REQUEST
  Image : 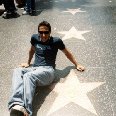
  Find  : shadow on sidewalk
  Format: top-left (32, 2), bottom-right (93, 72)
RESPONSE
top-left (32, 66), bottom-right (75, 116)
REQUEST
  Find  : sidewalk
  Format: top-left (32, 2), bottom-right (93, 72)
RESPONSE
top-left (0, 0), bottom-right (116, 116)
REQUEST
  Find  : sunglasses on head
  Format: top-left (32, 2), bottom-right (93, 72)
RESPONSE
top-left (38, 31), bottom-right (49, 34)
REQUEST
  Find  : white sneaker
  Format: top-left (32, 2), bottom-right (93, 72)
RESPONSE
top-left (12, 105), bottom-right (29, 116)
top-left (21, 8), bottom-right (24, 10)
top-left (22, 11), bottom-right (30, 15)
top-left (3, 11), bottom-right (7, 15)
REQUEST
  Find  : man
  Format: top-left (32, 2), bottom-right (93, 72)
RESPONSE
top-left (2, 0), bottom-right (19, 19)
top-left (8, 21), bottom-right (85, 116)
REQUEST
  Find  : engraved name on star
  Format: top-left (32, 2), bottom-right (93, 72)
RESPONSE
top-left (47, 69), bottom-right (105, 116)
top-left (62, 8), bottom-right (86, 15)
top-left (58, 26), bottom-right (91, 41)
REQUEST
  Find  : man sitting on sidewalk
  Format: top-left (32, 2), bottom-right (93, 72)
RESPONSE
top-left (8, 21), bottom-right (85, 116)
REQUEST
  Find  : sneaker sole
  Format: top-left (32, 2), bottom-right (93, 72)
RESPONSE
top-left (10, 109), bottom-right (24, 116)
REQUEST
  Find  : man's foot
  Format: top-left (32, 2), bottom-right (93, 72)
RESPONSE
top-left (22, 11), bottom-right (31, 15)
top-left (10, 109), bottom-right (24, 116)
top-left (2, 11), bottom-right (19, 19)
top-left (10, 105), bottom-right (29, 116)
top-left (22, 10), bottom-right (37, 16)
top-left (30, 10), bottom-right (37, 16)
top-left (21, 8), bottom-right (24, 10)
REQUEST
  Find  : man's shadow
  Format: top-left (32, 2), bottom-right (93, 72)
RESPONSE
top-left (32, 66), bottom-right (75, 116)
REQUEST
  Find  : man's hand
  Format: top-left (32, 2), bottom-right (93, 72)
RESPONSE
top-left (19, 63), bottom-right (30, 68)
top-left (76, 64), bottom-right (85, 72)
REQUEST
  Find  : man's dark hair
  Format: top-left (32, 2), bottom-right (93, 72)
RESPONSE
top-left (38, 21), bottom-right (51, 32)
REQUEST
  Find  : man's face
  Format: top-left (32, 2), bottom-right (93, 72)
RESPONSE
top-left (38, 26), bottom-right (51, 42)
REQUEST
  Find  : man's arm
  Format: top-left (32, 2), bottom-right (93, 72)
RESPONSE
top-left (61, 48), bottom-right (85, 71)
top-left (20, 45), bottom-right (35, 67)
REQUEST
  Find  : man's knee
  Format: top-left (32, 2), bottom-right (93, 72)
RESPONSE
top-left (13, 67), bottom-right (24, 72)
top-left (23, 72), bottom-right (35, 82)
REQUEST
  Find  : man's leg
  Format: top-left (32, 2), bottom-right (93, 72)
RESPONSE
top-left (9, 0), bottom-right (17, 12)
top-left (8, 67), bottom-right (34, 116)
top-left (3, 0), bottom-right (16, 12)
top-left (31, 0), bottom-right (35, 11)
top-left (23, 66), bottom-right (55, 116)
top-left (30, 0), bottom-right (36, 16)
top-left (22, 0), bottom-right (31, 15)
top-left (8, 67), bottom-right (25, 109)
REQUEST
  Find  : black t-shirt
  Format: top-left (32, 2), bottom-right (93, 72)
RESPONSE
top-left (31, 34), bottom-right (65, 68)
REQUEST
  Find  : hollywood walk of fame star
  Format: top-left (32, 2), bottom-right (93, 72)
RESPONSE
top-left (47, 69), bottom-right (105, 116)
top-left (58, 26), bottom-right (91, 41)
top-left (62, 8), bottom-right (86, 15)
